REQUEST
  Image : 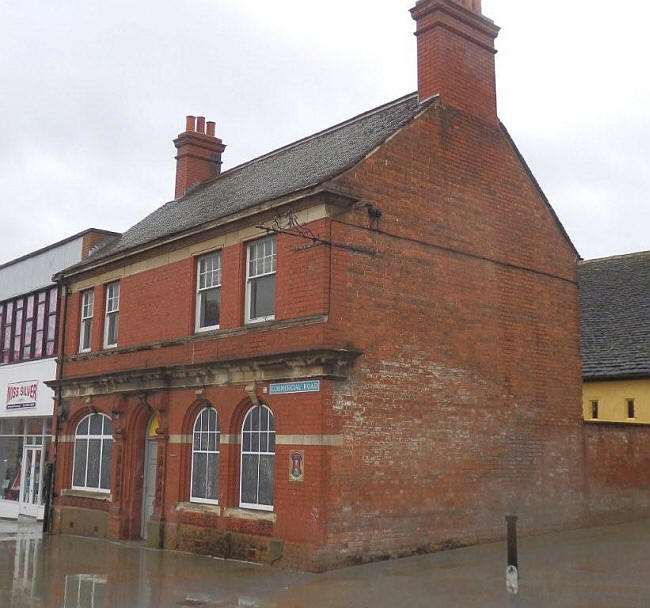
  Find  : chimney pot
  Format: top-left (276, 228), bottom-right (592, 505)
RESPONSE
top-left (174, 116), bottom-right (226, 198)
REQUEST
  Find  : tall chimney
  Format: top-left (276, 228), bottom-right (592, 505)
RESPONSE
top-left (173, 115), bottom-right (226, 199)
top-left (411, 0), bottom-right (500, 124)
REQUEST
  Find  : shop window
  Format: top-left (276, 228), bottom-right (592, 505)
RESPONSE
top-left (0, 418), bottom-right (51, 504)
top-left (72, 414), bottom-right (113, 492)
top-left (22, 295), bottom-right (34, 360)
top-left (103, 282), bottom-right (120, 349)
top-left (34, 292), bottom-right (46, 358)
top-left (245, 237), bottom-right (276, 324)
top-left (45, 288), bottom-right (58, 356)
top-left (0, 434), bottom-right (23, 502)
top-left (195, 252), bottom-right (221, 332)
top-left (1, 301), bottom-right (12, 364)
top-left (0, 286), bottom-right (58, 365)
top-left (13, 299), bottom-right (23, 361)
top-left (190, 408), bottom-right (220, 503)
top-left (79, 290), bottom-right (94, 352)
top-left (240, 404), bottom-right (275, 511)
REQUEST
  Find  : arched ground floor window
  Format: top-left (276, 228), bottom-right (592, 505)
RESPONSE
top-left (72, 413), bottom-right (113, 492)
top-left (240, 404), bottom-right (275, 510)
top-left (191, 407), bottom-right (220, 503)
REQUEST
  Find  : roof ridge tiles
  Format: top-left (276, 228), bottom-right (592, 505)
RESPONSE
top-left (580, 250), bottom-right (650, 265)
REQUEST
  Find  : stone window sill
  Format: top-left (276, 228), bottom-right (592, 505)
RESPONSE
top-left (223, 507), bottom-right (276, 523)
top-left (61, 489), bottom-right (112, 502)
top-left (175, 503), bottom-right (276, 523)
top-left (176, 501), bottom-right (221, 516)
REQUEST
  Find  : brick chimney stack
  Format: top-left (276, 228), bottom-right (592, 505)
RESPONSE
top-left (173, 115), bottom-right (226, 199)
top-left (411, 0), bottom-right (500, 125)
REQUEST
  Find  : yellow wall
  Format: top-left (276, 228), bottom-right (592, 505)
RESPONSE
top-left (583, 379), bottom-right (650, 424)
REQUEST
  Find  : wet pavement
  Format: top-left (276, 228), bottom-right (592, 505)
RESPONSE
top-left (2, 518), bottom-right (650, 607)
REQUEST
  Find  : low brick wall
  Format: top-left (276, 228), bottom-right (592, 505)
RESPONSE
top-left (584, 422), bottom-right (650, 522)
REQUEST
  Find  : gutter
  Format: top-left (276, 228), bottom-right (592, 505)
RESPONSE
top-left (583, 372), bottom-right (650, 382)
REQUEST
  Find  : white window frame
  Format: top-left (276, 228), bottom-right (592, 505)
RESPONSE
top-left (239, 404), bottom-right (275, 511)
top-left (195, 252), bottom-right (222, 333)
top-left (190, 407), bottom-right (220, 505)
top-left (72, 413), bottom-right (113, 493)
top-left (103, 282), bottom-right (120, 349)
top-left (245, 236), bottom-right (276, 325)
top-left (79, 289), bottom-right (94, 353)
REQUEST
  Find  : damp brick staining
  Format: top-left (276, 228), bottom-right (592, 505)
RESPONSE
top-left (46, 0), bottom-right (649, 571)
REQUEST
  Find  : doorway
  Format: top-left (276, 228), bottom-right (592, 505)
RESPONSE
top-left (18, 444), bottom-right (43, 518)
top-left (140, 416), bottom-right (158, 539)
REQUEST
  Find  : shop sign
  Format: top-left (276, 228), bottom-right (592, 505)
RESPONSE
top-left (289, 450), bottom-right (305, 482)
top-left (6, 381), bottom-right (38, 410)
top-left (269, 380), bottom-right (320, 395)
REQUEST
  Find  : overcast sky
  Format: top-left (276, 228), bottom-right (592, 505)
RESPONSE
top-left (1, 0), bottom-right (648, 265)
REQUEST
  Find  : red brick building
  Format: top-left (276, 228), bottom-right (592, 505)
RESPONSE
top-left (49, 0), bottom-right (586, 570)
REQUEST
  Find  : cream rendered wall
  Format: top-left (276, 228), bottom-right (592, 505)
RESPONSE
top-left (0, 238), bottom-right (83, 301)
top-left (583, 379), bottom-right (650, 423)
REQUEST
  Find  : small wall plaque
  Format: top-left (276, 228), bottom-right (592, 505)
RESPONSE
top-left (289, 450), bottom-right (305, 482)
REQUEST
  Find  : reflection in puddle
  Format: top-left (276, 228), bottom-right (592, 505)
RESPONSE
top-left (0, 527), bottom-right (291, 608)
top-left (11, 535), bottom-right (40, 605)
top-left (63, 574), bottom-right (107, 608)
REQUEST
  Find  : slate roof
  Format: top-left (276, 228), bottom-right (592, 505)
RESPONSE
top-left (579, 251), bottom-right (650, 380)
top-left (63, 93), bottom-right (427, 275)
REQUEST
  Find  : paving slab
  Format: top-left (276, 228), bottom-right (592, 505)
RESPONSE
top-left (1, 518), bottom-right (650, 607)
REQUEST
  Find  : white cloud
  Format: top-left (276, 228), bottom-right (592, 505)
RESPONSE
top-left (0, 0), bottom-right (648, 263)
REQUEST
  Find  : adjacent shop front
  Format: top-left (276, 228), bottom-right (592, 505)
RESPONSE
top-left (0, 360), bottom-right (54, 520)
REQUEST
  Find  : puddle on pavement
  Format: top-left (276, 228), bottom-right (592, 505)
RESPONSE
top-left (0, 521), bottom-right (295, 608)
top-left (2, 518), bottom-right (650, 607)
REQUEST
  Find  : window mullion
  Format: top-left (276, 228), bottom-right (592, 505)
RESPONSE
top-left (204, 450), bottom-right (209, 501)
top-left (256, 433), bottom-right (261, 506)
top-left (84, 433), bottom-right (90, 488)
top-left (98, 434), bottom-right (104, 490)
top-left (190, 440), bottom-right (196, 500)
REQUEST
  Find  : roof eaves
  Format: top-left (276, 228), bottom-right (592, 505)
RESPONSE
top-left (55, 184), bottom-right (358, 281)
top-left (584, 371), bottom-right (650, 382)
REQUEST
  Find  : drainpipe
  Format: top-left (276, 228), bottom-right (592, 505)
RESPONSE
top-left (43, 277), bottom-right (69, 534)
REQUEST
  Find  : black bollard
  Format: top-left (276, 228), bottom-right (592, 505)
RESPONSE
top-left (505, 515), bottom-right (519, 594)
top-left (506, 515), bottom-right (518, 569)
